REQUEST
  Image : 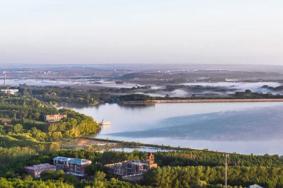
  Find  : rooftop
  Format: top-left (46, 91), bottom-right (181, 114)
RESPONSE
top-left (53, 156), bottom-right (70, 162)
top-left (25, 163), bottom-right (55, 170)
top-left (53, 156), bottom-right (92, 165)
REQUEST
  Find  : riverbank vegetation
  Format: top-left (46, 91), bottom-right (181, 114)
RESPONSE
top-left (12, 85), bottom-right (283, 107)
top-left (0, 91), bottom-right (100, 141)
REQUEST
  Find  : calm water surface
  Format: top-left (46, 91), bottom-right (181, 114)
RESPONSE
top-left (73, 102), bottom-right (283, 155)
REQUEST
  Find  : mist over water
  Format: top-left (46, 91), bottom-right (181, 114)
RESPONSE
top-left (74, 102), bottom-right (283, 155)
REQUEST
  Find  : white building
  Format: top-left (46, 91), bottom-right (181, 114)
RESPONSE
top-left (1, 89), bottom-right (19, 95)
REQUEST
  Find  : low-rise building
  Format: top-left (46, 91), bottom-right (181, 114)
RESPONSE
top-left (25, 163), bottom-right (56, 178)
top-left (105, 153), bottom-right (158, 182)
top-left (45, 114), bottom-right (67, 123)
top-left (1, 89), bottom-right (19, 95)
top-left (53, 156), bottom-right (92, 177)
top-left (105, 160), bottom-right (149, 177)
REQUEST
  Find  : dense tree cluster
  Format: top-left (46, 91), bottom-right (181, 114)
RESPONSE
top-left (0, 147), bottom-right (37, 177)
top-left (48, 110), bottom-right (100, 139)
top-left (26, 86), bottom-right (99, 106)
top-left (0, 176), bottom-right (149, 188)
top-left (0, 94), bottom-right (100, 143)
top-left (25, 86), bottom-right (153, 106)
top-left (0, 177), bottom-right (74, 188)
top-left (144, 166), bottom-right (283, 188)
top-left (1, 146), bottom-right (283, 187)
top-left (155, 151), bottom-right (283, 167)
top-left (0, 95), bottom-right (56, 121)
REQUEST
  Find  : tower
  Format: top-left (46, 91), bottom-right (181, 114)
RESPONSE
top-left (3, 72), bottom-right (6, 86)
top-left (146, 153), bottom-right (158, 169)
top-left (224, 154), bottom-right (229, 188)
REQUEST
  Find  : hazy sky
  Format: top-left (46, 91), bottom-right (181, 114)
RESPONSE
top-left (0, 0), bottom-right (283, 65)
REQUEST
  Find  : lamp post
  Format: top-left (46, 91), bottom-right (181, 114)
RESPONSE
top-left (224, 154), bottom-right (229, 188)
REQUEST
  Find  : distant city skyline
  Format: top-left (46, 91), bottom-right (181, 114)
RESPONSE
top-left (0, 0), bottom-right (283, 65)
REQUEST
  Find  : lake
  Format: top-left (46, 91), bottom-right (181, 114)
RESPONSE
top-left (73, 102), bottom-right (283, 155)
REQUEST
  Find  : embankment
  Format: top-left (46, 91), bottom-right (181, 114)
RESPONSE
top-left (122, 98), bottom-right (283, 105)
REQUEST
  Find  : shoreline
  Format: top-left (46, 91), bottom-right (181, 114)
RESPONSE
top-left (79, 136), bottom-right (239, 155)
top-left (121, 98), bottom-right (283, 105)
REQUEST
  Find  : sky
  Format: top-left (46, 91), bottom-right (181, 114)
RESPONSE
top-left (0, 0), bottom-right (283, 65)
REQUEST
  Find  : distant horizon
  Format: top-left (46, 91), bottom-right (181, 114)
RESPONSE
top-left (2, 63), bottom-right (283, 74)
top-left (1, 61), bottom-right (283, 67)
top-left (1, 63), bottom-right (283, 66)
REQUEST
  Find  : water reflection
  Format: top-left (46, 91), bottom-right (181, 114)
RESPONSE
top-left (73, 102), bottom-right (283, 154)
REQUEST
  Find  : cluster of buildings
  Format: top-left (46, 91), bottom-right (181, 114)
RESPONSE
top-left (25, 153), bottom-right (158, 182)
top-left (25, 156), bottom-right (92, 178)
top-left (105, 153), bottom-right (158, 182)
